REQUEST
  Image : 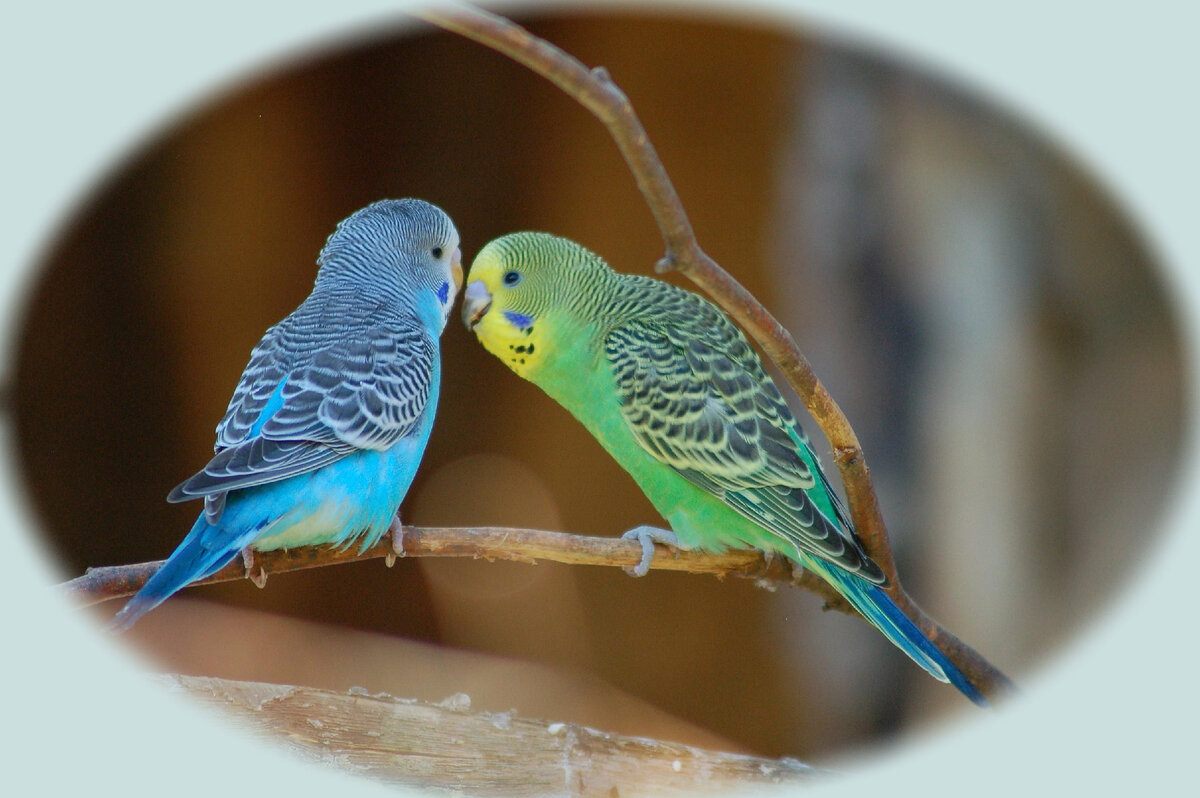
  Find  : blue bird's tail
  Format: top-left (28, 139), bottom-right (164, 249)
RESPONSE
top-left (804, 555), bottom-right (988, 707)
top-left (108, 513), bottom-right (250, 632)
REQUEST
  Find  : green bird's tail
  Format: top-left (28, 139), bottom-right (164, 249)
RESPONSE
top-left (802, 554), bottom-right (988, 706)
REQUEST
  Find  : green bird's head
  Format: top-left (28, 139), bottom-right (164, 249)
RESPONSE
top-left (462, 232), bottom-right (614, 379)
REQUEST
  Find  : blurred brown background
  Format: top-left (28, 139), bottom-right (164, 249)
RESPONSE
top-left (11, 9), bottom-right (1183, 763)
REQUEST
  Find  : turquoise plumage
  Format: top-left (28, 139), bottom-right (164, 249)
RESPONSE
top-left (111, 199), bottom-right (462, 629)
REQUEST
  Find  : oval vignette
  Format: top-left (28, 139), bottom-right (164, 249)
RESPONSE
top-left (9, 4), bottom-right (1185, 774)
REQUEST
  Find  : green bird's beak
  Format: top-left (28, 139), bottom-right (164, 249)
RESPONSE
top-left (462, 280), bottom-right (492, 330)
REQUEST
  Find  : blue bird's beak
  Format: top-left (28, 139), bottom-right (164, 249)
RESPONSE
top-left (462, 280), bottom-right (492, 330)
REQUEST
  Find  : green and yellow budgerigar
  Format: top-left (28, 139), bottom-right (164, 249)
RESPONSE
top-left (462, 232), bottom-right (985, 705)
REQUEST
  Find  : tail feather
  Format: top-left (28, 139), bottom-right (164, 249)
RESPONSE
top-left (804, 555), bottom-right (988, 707)
top-left (108, 514), bottom-right (251, 632)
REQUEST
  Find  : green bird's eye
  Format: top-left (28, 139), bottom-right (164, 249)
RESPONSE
top-left (503, 270), bottom-right (522, 286)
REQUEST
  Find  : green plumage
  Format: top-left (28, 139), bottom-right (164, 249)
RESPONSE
top-left (463, 232), bottom-right (986, 704)
top-left (468, 232), bottom-right (883, 581)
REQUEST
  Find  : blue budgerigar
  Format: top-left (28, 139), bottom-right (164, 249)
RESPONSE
top-left (111, 199), bottom-right (462, 630)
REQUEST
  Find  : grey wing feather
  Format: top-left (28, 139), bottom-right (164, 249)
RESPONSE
top-left (605, 281), bottom-right (885, 583)
top-left (169, 302), bottom-right (434, 509)
top-left (262, 325), bottom-right (434, 451)
top-left (211, 333), bottom-right (291, 451)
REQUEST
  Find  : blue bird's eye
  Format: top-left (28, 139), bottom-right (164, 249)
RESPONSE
top-left (437, 281), bottom-right (450, 304)
top-left (431, 247), bottom-right (444, 259)
top-left (503, 270), bottom-right (522, 286)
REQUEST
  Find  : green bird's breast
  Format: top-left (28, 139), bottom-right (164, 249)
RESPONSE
top-left (532, 329), bottom-right (787, 555)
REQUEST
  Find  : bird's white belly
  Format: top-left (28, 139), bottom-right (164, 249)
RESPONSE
top-left (253, 501), bottom-right (353, 551)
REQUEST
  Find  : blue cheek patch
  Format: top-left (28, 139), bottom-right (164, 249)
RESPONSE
top-left (503, 310), bottom-right (534, 330)
top-left (436, 281), bottom-right (450, 304)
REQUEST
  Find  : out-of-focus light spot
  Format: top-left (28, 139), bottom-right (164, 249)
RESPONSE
top-left (408, 452), bottom-right (564, 601)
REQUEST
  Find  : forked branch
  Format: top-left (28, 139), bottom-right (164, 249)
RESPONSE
top-left (416, 2), bottom-right (1013, 700)
top-left (65, 2), bottom-right (1013, 704)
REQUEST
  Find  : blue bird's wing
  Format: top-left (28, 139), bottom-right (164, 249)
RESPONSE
top-left (168, 312), bottom-right (435, 509)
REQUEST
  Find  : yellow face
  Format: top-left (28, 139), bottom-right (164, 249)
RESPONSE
top-left (461, 241), bottom-right (548, 380)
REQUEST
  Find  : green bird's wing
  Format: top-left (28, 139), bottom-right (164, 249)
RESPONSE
top-left (604, 282), bottom-right (886, 584)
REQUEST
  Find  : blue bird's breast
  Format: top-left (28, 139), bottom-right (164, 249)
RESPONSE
top-left (220, 374), bottom-right (439, 554)
top-left (251, 441), bottom-right (425, 551)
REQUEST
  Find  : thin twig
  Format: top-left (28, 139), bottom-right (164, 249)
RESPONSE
top-left (61, 525), bottom-right (850, 612)
top-left (416, 3), bottom-right (1013, 699)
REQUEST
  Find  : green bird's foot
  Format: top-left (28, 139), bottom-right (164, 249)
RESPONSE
top-left (242, 547), bottom-right (267, 589)
top-left (386, 516), bottom-right (406, 568)
top-left (620, 525), bottom-right (680, 577)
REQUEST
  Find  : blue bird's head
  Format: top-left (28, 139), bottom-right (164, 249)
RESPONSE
top-left (316, 198), bottom-right (463, 327)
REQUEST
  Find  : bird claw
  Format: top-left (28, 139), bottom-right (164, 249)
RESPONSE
top-left (386, 516), bottom-right (406, 568)
top-left (242, 547), bottom-right (267, 589)
top-left (620, 525), bottom-right (680, 577)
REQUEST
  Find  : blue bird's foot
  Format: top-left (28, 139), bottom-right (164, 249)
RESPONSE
top-left (385, 516), bottom-right (406, 568)
top-left (242, 547), bottom-right (267, 589)
top-left (620, 525), bottom-right (680, 577)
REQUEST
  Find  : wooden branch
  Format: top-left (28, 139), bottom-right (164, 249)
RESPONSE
top-left (416, 4), bottom-right (1013, 700)
top-left (158, 673), bottom-right (821, 795)
top-left (61, 525), bottom-right (851, 613)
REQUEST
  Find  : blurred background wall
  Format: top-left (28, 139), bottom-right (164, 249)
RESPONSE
top-left (9, 8), bottom-right (1183, 763)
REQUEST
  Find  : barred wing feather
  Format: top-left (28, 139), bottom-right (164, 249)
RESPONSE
top-left (605, 284), bottom-right (885, 584)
